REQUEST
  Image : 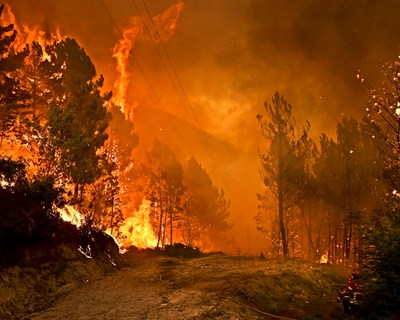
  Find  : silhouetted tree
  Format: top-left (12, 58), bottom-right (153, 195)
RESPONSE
top-left (314, 117), bottom-right (383, 264)
top-left (183, 156), bottom-right (230, 249)
top-left (0, 4), bottom-right (29, 147)
top-left (314, 133), bottom-right (341, 263)
top-left (143, 139), bottom-right (184, 248)
top-left (86, 103), bottom-right (139, 235)
top-left (20, 41), bottom-right (47, 115)
top-left (257, 92), bottom-right (309, 257)
top-left (296, 135), bottom-right (319, 260)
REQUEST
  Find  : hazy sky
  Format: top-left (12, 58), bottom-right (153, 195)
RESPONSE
top-left (5, 0), bottom-right (400, 252)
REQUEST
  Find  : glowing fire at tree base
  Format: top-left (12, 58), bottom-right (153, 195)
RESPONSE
top-left (319, 252), bottom-right (329, 264)
top-left (58, 200), bottom-right (158, 252)
top-left (58, 205), bottom-right (84, 228)
top-left (120, 199), bottom-right (158, 249)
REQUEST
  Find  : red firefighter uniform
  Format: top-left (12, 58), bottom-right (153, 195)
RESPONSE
top-left (337, 269), bottom-right (365, 314)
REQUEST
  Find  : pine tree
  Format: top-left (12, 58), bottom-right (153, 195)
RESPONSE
top-left (0, 4), bottom-right (29, 147)
top-left (257, 92), bottom-right (309, 257)
top-left (183, 156), bottom-right (230, 249)
top-left (35, 38), bottom-right (111, 202)
top-left (143, 139), bottom-right (184, 248)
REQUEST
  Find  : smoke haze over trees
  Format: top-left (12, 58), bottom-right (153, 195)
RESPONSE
top-left (3, 1), bottom-right (400, 318)
top-left (4, 0), bottom-right (400, 250)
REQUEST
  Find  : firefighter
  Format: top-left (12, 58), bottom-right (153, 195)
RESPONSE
top-left (337, 269), bottom-right (365, 315)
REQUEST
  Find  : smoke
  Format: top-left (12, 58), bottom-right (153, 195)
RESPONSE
top-left (5, 0), bottom-right (400, 253)
top-left (7, 0), bottom-right (400, 133)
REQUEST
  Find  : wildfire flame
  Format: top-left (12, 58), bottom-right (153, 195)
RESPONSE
top-left (57, 201), bottom-right (158, 252)
top-left (2, 4), bottom-right (64, 56)
top-left (319, 252), bottom-right (329, 264)
top-left (152, 0), bottom-right (184, 42)
top-left (3, 2), bottom-right (185, 252)
top-left (58, 205), bottom-right (84, 228)
top-left (111, 0), bottom-right (184, 113)
top-left (120, 199), bottom-right (158, 249)
top-left (111, 16), bottom-right (141, 114)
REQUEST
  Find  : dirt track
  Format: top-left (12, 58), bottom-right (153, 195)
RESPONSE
top-left (27, 254), bottom-right (345, 320)
top-left (29, 257), bottom-right (217, 320)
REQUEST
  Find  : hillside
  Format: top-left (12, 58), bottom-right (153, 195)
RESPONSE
top-left (4, 251), bottom-right (350, 320)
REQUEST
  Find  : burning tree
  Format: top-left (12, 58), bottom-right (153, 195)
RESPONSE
top-left (0, 4), bottom-right (29, 148)
top-left (29, 38), bottom-right (111, 203)
top-left (0, 7), bottom-right (66, 266)
top-left (257, 92), bottom-right (310, 257)
top-left (88, 103), bottom-right (139, 236)
top-left (142, 139), bottom-right (185, 249)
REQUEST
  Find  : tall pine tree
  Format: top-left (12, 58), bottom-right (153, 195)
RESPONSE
top-left (257, 92), bottom-right (309, 257)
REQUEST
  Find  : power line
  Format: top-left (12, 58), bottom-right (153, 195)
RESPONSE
top-left (141, 0), bottom-right (196, 123)
top-left (101, 0), bottom-right (228, 191)
top-left (130, 0), bottom-right (190, 118)
top-left (99, 0), bottom-right (189, 151)
top-left (141, 0), bottom-right (228, 190)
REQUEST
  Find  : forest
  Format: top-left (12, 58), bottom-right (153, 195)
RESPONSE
top-left (1, 2), bottom-right (400, 319)
top-left (0, 3), bottom-right (230, 257)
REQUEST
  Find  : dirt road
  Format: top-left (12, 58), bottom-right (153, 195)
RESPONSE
top-left (29, 256), bottom-right (217, 320)
top-left (27, 254), bottom-right (345, 320)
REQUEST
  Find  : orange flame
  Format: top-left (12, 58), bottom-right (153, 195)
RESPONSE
top-left (153, 0), bottom-right (184, 42)
top-left (58, 205), bottom-right (84, 228)
top-left (3, 3), bottom-right (183, 252)
top-left (319, 252), bottom-right (329, 264)
top-left (57, 201), bottom-right (158, 251)
top-left (111, 0), bottom-right (184, 113)
top-left (111, 16), bottom-right (141, 113)
top-left (120, 199), bottom-right (158, 249)
top-left (2, 4), bottom-right (64, 57)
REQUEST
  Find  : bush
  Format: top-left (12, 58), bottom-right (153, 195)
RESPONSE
top-left (361, 205), bottom-right (400, 318)
top-left (0, 157), bottom-right (64, 266)
top-left (164, 243), bottom-right (201, 258)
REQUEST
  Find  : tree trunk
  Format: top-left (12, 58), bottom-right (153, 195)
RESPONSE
top-left (157, 197), bottom-right (163, 249)
top-left (110, 196), bottom-right (114, 236)
top-left (74, 183), bottom-right (79, 201)
top-left (334, 227), bottom-right (338, 264)
top-left (169, 195), bottom-right (173, 246)
top-left (278, 134), bottom-right (288, 257)
top-left (328, 222), bottom-right (332, 264)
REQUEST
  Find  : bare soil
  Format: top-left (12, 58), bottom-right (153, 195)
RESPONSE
top-left (21, 253), bottom-right (346, 320)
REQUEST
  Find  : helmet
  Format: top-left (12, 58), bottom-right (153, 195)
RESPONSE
top-left (352, 269), bottom-right (361, 279)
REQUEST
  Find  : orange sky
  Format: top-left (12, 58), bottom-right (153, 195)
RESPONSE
top-left (5, 0), bottom-right (400, 253)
